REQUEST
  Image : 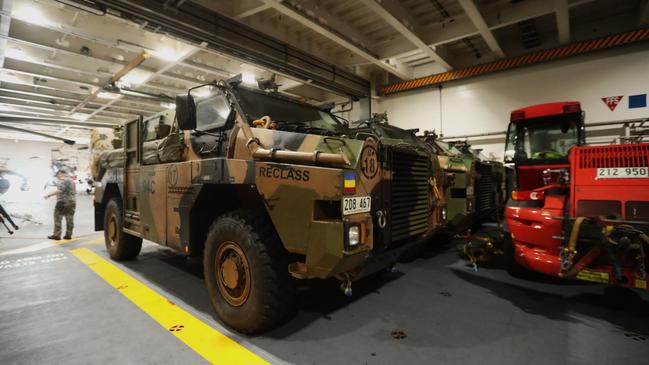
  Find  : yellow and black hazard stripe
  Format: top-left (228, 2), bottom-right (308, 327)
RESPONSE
top-left (382, 28), bottom-right (649, 95)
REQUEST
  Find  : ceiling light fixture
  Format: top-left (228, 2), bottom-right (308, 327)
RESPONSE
top-left (5, 47), bottom-right (32, 61)
top-left (119, 70), bottom-right (151, 86)
top-left (0, 73), bottom-right (24, 84)
top-left (12, 5), bottom-right (51, 26)
top-left (153, 47), bottom-right (181, 62)
top-left (71, 113), bottom-right (89, 121)
top-left (97, 92), bottom-right (120, 99)
top-left (242, 72), bottom-right (256, 85)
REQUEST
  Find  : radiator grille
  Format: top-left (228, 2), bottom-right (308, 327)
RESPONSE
top-left (390, 149), bottom-right (430, 242)
top-left (576, 143), bottom-right (649, 168)
top-left (475, 163), bottom-right (496, 212)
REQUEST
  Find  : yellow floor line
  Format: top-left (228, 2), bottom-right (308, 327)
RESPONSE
top-left (54, 237), bottom-right (80, 245)
top-left (71, 248), bottom-right (267, 365)
top-left (85, 237), bottom-right (105, 245)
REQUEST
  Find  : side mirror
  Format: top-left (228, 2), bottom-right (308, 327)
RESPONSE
top-left (176, 94), bottom-right (196, 130)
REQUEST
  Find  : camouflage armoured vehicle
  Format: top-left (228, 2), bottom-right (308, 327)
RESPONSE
top-left (420, 131), bottom-right (504, 232)
top-left (350, 114), bottom-right (447, 235)
top-left (450, 140), bottom-right (507, 218)
top-left (94, 77), bottom-right (443, 333)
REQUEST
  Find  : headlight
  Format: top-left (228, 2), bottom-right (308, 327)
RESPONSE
top-left (441, 207), bottom-right (447, 221)
top-left (348, 225), bottom-right (360, 247)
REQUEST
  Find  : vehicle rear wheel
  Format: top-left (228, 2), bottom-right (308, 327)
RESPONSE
top-left (203, 210), bottom-right (296, 334)
top-left (104, 198), bottom-right (142, 260)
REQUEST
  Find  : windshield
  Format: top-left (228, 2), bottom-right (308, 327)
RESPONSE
top-left (236, 88), bottom-right (347, 135)
top-left (434, 140), bottom-right (462, 156)
top-left (505, 115), bottom-right (581, 163)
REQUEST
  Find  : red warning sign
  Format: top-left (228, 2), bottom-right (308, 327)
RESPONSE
top-left (601, 95), bottom-right (623, 111)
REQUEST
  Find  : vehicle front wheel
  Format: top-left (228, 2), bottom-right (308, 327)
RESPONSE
top-left (203, 210), bottom-right (296, 334)
top-left (502, 234), bottom-right (527, 277)
top-left (104, 198), bottom-right (142, 260)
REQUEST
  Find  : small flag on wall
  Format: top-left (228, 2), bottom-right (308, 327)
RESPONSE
top-left (629, 94), bottom-right (647, 109)
top-left (601, 95), bottom-right (624, 111)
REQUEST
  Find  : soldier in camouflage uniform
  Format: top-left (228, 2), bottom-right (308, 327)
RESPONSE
top-left (46, 170), bottom-right (76, 240)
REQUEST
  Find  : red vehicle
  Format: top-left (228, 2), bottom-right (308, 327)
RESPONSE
top-left (504, 101), bottom-right (649, 290)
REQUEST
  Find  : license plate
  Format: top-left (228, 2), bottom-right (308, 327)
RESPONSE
top-left (597, 167), bottom-right (648, 179)
top-left (576, 269), bottom-right (610, 284)
top-left (342, 196), bottom-right (371, 215)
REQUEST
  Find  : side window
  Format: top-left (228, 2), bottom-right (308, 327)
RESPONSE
top-left (143, 117), bottom-right (161, 142)
top-left (195, 90), bottom-right (231, 131)
top-left (504, 124), bottom-right (517, 162)
top-left (142, 116), bottom-right (171, 142)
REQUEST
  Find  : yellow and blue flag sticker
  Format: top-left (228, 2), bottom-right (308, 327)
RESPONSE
top-left (344, 172), bottom-right (356, 194)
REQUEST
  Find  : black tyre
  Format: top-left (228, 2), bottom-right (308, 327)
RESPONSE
top-left (204, 210), bottom-right (296, 334)
top-left (502, 234), bottom-right (527, 277)
top-left (104, 198), bottom-right (142, 260)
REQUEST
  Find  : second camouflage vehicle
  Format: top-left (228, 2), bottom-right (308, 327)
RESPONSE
top-left (94, 76), bottom-right (444, 333)
top-left (421, 131), bottom-right (505, 232)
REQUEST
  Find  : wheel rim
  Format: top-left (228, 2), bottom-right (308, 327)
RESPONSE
top-left (215, 241), bottom-right (251, 307)
top-left (106, 214), bottom-right (118, 248)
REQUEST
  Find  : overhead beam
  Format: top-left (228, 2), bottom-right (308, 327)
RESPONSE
top-left (555, 0), bottom-right (570, 44)
top-left (0, 123), bottom-right (76, 144)
top-left (62, 0), bottom-right (370, 97)
top-left (69, 51), bottom-right (150, 115)
top-left (0, 0), bottom-right (11, 68)
top-left (0, 96), bottom-right (138, 119)
top-left (87, 47), bottom-right (202, 119)
top-left (3, 35), bottom-right (202, 88)
top-left (232, 0), bottom-right (270, 19)
top-left (0, 116), bottom-right (113, 128)
top-left (359, 0), bottom-right (452, 70)
top-left (0, 107), bottom-right (117, 124)
top-left (341, 0), bottom-right (596, 68)
top-left (0, 85), bottom-right (162, 112)
top-left (457, 0), bottom-right (505, 58)
top-left (259, 0), bottom-right (411, 80)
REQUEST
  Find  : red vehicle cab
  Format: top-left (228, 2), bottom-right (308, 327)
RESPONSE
top-left (504, 101), bottom-right (649, 291)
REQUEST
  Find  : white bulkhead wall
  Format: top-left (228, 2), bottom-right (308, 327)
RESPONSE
top-left (374, 43), bottom-right (649, 159)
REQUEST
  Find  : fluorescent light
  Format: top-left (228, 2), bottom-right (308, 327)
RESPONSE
top-left (97, 92), bottom-right (120, 99)
top-left (71, 113), bottom-right (89, 121)
top-left (153, 47), bottom-right (181, 62)
top-left (0, 104), bottom-right (18, 112)
top-left (5, 47), bottom-right (33, 61)
top-left (242, 72), bottom-right (256, 85)
top-left (120, 71), bottom-right (151, 86)
top-left (160, 102), bottom-right (176, 110)
top-left (0, 73), bottom-right (24, 84)
top-left (12, 5), bottom-right (51, 26)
